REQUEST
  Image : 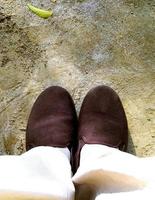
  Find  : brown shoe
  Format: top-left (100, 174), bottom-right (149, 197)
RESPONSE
top-left (72, 85), bottom-right (128, 173)
top-left (26, 86), bottom-right (77, 151)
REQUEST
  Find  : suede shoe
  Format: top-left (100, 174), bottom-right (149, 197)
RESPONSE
top-left (26, 86), bottom-right (77, 151)
top-left (73, 85), bottom-right (128, 173)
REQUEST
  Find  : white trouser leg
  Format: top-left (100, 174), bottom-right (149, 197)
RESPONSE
top-left (0, 146), bottom-right (75, 200)
top-left (72, 144), bottom-right (155, 200)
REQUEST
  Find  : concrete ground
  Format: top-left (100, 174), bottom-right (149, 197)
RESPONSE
top-left (0, 0), bottom-right (154, 156)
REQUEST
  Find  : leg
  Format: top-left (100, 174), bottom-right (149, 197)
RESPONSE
top-left (73, 144), bottom-right (155, 200)
top-left (0, 147), bottom-right (74, 200)
top-left (0, 86), bottom-right (77, 200)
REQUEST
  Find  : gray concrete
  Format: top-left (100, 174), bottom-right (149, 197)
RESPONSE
top-left (0, 0), bottom-right (155, 156)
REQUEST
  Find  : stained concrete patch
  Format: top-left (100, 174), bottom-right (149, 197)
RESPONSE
top-left (0, 0), bottom-right (154, 156)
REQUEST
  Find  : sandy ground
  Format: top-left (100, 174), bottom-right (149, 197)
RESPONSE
top-left (0, 0), bottom-right (154, 156)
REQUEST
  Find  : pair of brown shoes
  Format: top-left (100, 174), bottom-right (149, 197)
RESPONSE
top-left (26, 85), bottom-right (128, 174)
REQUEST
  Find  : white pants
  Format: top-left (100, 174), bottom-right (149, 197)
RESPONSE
top-left (0, 145), bottom-right (155, 200)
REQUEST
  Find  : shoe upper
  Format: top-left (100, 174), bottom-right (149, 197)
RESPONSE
top-left (78, 86), bottom-right (128, 149)
top-left (26, 86), bottom-right (77, 150)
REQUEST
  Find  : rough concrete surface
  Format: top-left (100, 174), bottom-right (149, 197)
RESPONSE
top-left (0, 0), bottom-right (154, 156)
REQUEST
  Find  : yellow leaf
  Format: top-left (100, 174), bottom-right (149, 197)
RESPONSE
top-left (27, 4), bottom-right (53, 19)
